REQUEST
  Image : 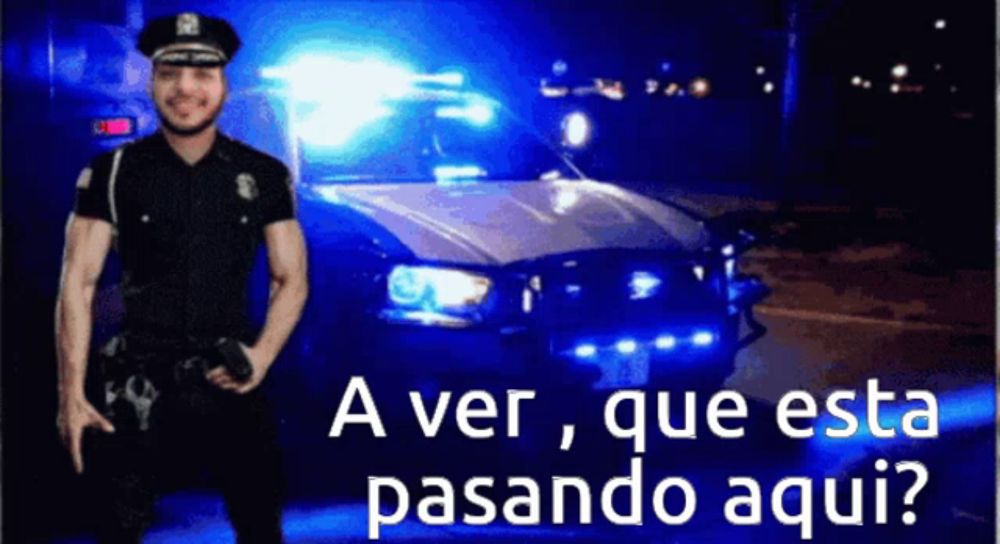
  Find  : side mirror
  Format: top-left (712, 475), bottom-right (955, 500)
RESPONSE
top-left (705, 210), bottom-right (766, 254)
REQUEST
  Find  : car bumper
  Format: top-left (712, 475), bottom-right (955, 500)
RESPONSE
top-left (359, 316), bottom-right (736, 393)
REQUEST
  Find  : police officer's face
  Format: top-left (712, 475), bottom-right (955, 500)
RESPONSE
top-left (152, 64), bottom-right (226, 136)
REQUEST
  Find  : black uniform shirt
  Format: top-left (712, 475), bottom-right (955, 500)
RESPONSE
top-left (74, 131), bottom-right (295, 344)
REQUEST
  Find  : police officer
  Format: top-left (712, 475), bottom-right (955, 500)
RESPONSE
top-left (55, 12), bottom-right (308, 543)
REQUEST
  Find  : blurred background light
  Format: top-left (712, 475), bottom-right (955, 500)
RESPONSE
top-left (562, 111), bottom-right (591, 147)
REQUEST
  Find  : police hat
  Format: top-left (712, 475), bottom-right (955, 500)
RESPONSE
top-left (137, 12), bottom-right (241, 67)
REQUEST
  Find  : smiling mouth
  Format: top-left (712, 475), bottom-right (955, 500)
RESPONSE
top-left (167, 99), bottom-right (206, 116)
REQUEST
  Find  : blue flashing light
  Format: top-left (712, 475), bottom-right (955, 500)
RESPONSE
top-left (574, 344), bottom-right (597, 358)
top-left (433, 165), bottom-right (487, 181)
top-left (262, 55), bottom-right (480, 149)
top-left (563, 112), bottom-right (591, 147)
top-left (692, 331), bottom-right (715, 347)
top-left (262, 55), bottom-right (420, 148)
top-left (655, 335), bottom-right (677, 350)
top-left (296, 102), bottom-right (393, 148)
top-left (629, 271), bottom-right (663, 300)
top-left (262, 55), bottom-right (415, 101)
top-left (565, 284), bottom-right (582, 296)
top-left (435, 104), bottom-right (494, 126)
top-left (616, 339), bottom-right (638, 355)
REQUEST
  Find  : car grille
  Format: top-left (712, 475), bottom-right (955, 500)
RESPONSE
top-left (528, 256), bottom-right (724, 335)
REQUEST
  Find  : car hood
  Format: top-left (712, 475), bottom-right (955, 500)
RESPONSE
top-left (311, 179), bottom-right (710, 265)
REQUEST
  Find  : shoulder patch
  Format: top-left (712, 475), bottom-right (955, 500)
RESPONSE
top-left (76, 167), bottom-right (93, 189)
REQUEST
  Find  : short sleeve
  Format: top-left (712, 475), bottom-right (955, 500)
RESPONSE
top-left (73, 153), bottom-right (114, 223)
top-left (259, 163), bottom-right (296, 225)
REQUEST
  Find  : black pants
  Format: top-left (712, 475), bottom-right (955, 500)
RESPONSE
top-left (85, 357), bottom-right (285, 544)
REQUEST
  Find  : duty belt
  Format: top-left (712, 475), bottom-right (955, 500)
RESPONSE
top-left (98, 334), bottom-right (254, 431)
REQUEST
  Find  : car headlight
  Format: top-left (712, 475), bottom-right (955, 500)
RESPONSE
top-left (388, 265), bottom-right (492, 310)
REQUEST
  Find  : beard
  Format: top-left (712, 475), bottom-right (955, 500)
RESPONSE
top-left (156, 95), bottom-right (225, 136)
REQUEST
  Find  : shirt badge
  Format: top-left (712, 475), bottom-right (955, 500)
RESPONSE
top-left (236, 173), bottom-right (258, 201)
top-left (176, 13), bottom-right (201, 37)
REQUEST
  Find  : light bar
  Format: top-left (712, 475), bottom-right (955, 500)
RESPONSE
top-left (575, 344), bottom-right (597, 358)
top-left (655, 335), bottom-right (677, 350)
top-left (616, 339), bottom-right (638, 355)
top-left (692, 331), bottom-right (715, 347)
top-left (568, 329), bottom-right (720, 359)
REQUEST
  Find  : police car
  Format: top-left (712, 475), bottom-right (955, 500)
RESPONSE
top-left (263, 59), bottom-right (770, 396)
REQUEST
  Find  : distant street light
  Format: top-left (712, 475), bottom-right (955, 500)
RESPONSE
top-left (890, 83), bottom-right (901, 94)
top-left (763, 81), bottom-right (775, 94)
top-left (689, 77), bottom-right (711, 98)
top-left (755, 65), bottom-right (766, 76)
top-left (552, 60), bottom-right (568, 77)
top-left (562, 111), bottom-right (591, 147)
top-left (934, 19), bottom-right (947, 30)
top-left (851, 75), bottom-right (862, 86)
top-left (891, 64), bottom-right (909, 79)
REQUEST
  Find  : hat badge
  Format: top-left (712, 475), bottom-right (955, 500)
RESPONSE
top-left (176, 13), bottom-right (201, 37)
top-left (236, 173), bottom-right (258, 201)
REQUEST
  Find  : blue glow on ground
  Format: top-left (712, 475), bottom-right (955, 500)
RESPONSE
top-left (809, 383), bottom-right (995, 451)
top-left (55, 495), bottom-right (597, 542)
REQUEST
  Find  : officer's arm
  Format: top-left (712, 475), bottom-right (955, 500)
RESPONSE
top-left (56, 214), bottom-right (113, 402)
top-left (55, 214), bottom-right (116, 473)
top-left (248, 219), bottom-right (308, 378)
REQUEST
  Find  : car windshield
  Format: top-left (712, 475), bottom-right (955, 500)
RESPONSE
top-left (295, 91), bottom-right (582, 184)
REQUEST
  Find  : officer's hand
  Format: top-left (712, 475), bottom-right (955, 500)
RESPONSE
top-left (206, 344), bottom-right (272, 394)
top-left (57, 395), bottom-right (115, 474)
